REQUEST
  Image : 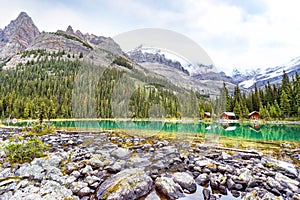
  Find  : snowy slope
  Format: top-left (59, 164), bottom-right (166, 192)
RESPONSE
top-left (239, 57), bottom-right (300, 89)
top-left (128, 45), bottom-right (215, 76)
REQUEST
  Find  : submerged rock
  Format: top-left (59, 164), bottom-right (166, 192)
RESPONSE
top-left (96, 168), bottom-right (152, 200)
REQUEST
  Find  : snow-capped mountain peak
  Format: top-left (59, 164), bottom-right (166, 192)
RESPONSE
top-left (284, 56), bottom-right (300, 69)
top-left (239, 57), bottom-right (300, 89)
top-left (127, 45), bottom-right (216, 76)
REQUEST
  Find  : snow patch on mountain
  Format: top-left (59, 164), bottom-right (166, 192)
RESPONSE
top-left (128, 45), bottom-right (215, 76)
top-left (136, 46), bottom-right (192, 68)
top-left (239, 78), bottom-right (255, 89)
top-left (284, 56), bottom-right (300, 69)
top-left (238, 57), bottom-right (300, 89)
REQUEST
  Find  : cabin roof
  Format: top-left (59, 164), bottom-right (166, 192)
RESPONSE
top-left (204, 112), bottom-right (211, 116)
top-left (248, 111), bottom-right (260, 116)
top-left (221, 112), bottom-right (235, 116)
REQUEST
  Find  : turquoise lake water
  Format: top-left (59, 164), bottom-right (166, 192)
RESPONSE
top-left (49, 120), bottom-right (300, 142)
top-left (48, 120), bottom-right (300, 166)
top-left (5, 120), bottom-right (300, 159)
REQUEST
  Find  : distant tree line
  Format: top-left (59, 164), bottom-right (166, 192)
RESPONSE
top-left (0, 53), bottom-right (207, 120)
top-left (217, 71), bottom-right (300, 120)
top-left (0, 50), bottom-right (298, 121)
top-left (0, 58), bottom-right (79, 120)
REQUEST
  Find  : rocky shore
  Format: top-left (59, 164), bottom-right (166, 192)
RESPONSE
top-left (0, 130), bottom-right (300, 200)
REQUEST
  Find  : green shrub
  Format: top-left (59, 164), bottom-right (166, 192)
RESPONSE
top-left (27, 123), bottom-right (56, 136)
top-left (5, 138), bottom-right (48, 164)
top-left (112, 57), bottom-right (133, 70)
top-left (53, 32), bottom-right (93, 50)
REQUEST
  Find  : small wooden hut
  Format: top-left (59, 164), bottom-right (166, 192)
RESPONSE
top-left (220, 112), bottom-right (235, 120)
top-left (204, 112), bottom-right (211, 118)
top-left (248, 111), bottom-right (260, 120)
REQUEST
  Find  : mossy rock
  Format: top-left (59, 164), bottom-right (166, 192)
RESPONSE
top-left (96, 168), bottom-right (152, 200)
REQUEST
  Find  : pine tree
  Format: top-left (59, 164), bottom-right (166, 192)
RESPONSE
top-left (241, 102), bottom-right (249, 119)
top-left (269, 105), bottom-right (277, 118)
top-left (233, 101), bottom-right (241, 119)
top-left (280, 90), bottom-right (290, 118)
top-left (23, 103), bottom-right (30, 119)
top-left (222, 83), bottom-right (233, 111)
top-left (39, 102), bottom-right (46, 124)
top-left (291, 72), bottom-right (300, 117)
top-left (282, 70), bottom-right (291, 94)
top-left (265, 82), bottom-right (273, 105)
top-left (233, 84), bottom-right (242, 104)
top-left (260, 105), bottom-right (270, 119)
top-left (252, 84), bottom-right (261, 111)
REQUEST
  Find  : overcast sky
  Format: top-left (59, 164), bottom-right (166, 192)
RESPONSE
top-left (1, 0), bottom-right (300, 74)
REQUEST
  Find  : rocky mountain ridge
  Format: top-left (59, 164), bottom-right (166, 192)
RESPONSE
top-left (128, 44), bottom-right (300, 90)
top-left (0, 12), bottom-right (40, 60)
top-left (1, 12), bottom-right (299, 93)
top-left (128, 49), bottom-right (190, 75)
top-left (58, 25), bottom-right (124, 56)
top-left (234, 57), bottom-right (300, 89)
top-left (0, 12), bottom-right (123, 66)
top-left (0, 12), bottom-right (227, 95)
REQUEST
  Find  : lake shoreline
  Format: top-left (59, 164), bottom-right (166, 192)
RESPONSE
top-left (2, 117), bottom-right (300, 126)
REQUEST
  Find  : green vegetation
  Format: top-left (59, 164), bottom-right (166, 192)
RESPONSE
top-left (0, 54), bottom-right (206, 119)
top-left (4, 122), bottom-right (54, 164)
top-left (1, 47), bottom-right (298, 121)
top-left (5, 137), bottom-right (48, 164)
top-left (96, 68), bottom-right (124, 118)
top-left (20, 49), bottom-right (77, 60)
top-left (128, 86), bottom-right (181, 118)
top-left (52, 32), bottom-right (93, 50)
top-left (20, 49), bottom-right (47, 58)
top-left (112, 57), bottom-right (133, 70)
top-left (219, 71), bottom-right (300, 120)
top-left (26, 123), bottom-right (56, 136)
top-left (0, 58), bottom-right (80, 119)
top-left (0, 58), bottom-right (11, 70)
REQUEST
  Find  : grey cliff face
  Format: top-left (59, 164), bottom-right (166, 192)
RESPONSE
top-left (0, 11), bottom-right (124, 63)
top-left (66, 25), bottom-right (75, 35)
top-left (0, 12), bottom-right (40, 59)
top-left (129, 50), bottom-right (189, 75)
top-left (29, 32), bottom-right (91, 55)
top-left (58, 26), bottom-right (124, 56)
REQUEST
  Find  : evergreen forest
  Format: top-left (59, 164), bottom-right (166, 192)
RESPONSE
top-left (0, 50), bottom-right (299, 121)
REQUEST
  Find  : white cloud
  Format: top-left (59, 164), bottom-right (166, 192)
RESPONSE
top-left (170, 0), bottom-right (300, 74)
top-left (1, 0), bottom-right (300, 74)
